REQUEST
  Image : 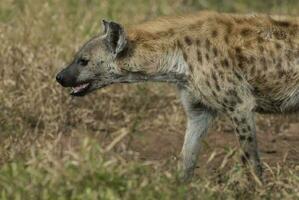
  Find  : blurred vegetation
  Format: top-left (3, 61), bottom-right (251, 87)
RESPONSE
top-left (0, 0), bottom-right (298, 199)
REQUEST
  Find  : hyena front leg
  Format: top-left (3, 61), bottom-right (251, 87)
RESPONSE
top-left (179, 90), bottom-right (216, 181)
top-left (229, 109), bottom-right (263, 180)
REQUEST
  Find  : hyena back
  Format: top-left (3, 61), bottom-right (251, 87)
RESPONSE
top-left (56, 11), bottom-right (299, 181)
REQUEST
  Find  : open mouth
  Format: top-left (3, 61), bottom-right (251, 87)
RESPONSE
top-left (70, 82), bottom-right (91, 96)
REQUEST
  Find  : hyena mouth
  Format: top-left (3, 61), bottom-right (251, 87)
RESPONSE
top-left (71, 83), bottom-right (91, 96)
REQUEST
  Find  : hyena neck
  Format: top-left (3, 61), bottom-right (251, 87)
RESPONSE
top-left (116, 40), bottom-right (189, 87)
top-left (114, 70), bottom-right (188, 87)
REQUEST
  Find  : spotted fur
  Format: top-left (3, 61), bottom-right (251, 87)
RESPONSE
top-left (57, 11), bottom-right (299, 182)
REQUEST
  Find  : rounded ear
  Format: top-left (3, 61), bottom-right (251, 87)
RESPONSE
top-left (101, 19), bottom-right (109, 34)
top-left (101, 20), bottom-right (127, 57)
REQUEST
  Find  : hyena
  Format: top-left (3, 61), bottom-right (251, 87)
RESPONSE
top-left (56, 11), bottom-right (299, 181)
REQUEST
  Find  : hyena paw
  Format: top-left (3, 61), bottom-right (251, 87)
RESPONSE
top-left (177, 162), bottom-right (195, 182)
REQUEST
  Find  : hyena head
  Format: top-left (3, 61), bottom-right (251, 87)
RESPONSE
top-left (56, 20), bottom-right (129, 96)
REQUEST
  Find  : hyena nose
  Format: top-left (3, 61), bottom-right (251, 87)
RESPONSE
top-left (56, 73), bottom-right (65, 86)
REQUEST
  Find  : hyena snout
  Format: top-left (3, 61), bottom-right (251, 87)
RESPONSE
top-left (56, 67), bottom-right (78, 87)
top-left (55, 71), bottom-right (65, 86)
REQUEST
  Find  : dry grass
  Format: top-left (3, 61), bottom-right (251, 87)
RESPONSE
top-left (0, 0), bottom-right (298, 199)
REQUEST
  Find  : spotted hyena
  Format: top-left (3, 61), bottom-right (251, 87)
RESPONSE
top-left (56, 11), bottom-right (299, 181)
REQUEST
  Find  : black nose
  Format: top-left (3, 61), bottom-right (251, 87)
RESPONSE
top-left (56, 73), bottom-right (65, 86)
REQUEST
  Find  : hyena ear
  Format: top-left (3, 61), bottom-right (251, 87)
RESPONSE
top-left (102, 20), bottom-right (127, 57)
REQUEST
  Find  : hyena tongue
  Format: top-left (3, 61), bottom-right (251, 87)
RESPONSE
top-left (72, 83), bottom-right (89, 93)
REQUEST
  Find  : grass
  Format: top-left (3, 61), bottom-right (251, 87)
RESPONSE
top-left (0, 0), bottom-right (298, 199)
top-left (0, 138), bottom-right (188, 200)
top-left (0, 137), bottom-right (298, 199)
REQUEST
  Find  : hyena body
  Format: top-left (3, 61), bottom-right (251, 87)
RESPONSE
top-left (56, 11), bottom-right (299, 181)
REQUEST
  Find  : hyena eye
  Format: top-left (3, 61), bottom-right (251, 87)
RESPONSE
top-left (77, 58), bottom-right (89, 66)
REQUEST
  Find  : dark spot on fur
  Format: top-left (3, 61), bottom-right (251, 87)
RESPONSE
top-left (211, 72), bottom-right (217, 82)
top-left (212, 47), bottom-right (218, 57)
top-left (229, 107), bottom-right (235, 112)
top-left (236, 96), bottom-right (243, 104)
top-left (257, 36), bottom-right (264, 43)
top-left (274, 31), bottom-right (287, 40)
top-left (240, 28), bottom-right (252, 36)
top-left (224, 98), bottom-right (229, 104)
top-left (239, 135), bottom-right (246, 140)
top-left (224, 21), bottom-right (233, 33)
top-left (197, 49), bottom-right (203, 64)
top-left (286, 50), bottom-right (294, 60)
top-left (247, 125), bottom-right (252, 132)
top-left (224, 35), bottom-right (229, 44)
top-left (205, 80), bottom-right (211, 87)
top-left (218, 70), bottom-right (224, 79)
top-left (232, 117), bottom-right (239, 123)
top-left (212, 72), bottom-right (220, 91)
top-left (221, 59), bottom-right (229, 68)
top-left (276, 59), bottom-right (283, 70)
top-left (212, 30), bottom-right (218, 38)
top-left (188, 23), bottom-right (198, 30)
top-left (275, 42), bottom-right (282, 50)
top-left (236, 54), bottom-right (249, 68)
top-left (270, 50), bottom-right (275, 57)
top-left (168, 28), bottom-right (175, 35)
top-left (234, 18), bottom-right (243, 23)
top-left (278, 70), bottom-right (285, 78)
top-left (216, 18), bottom-right (233, 34)
top-left (240, 118), bottom-right (246, 124)
top-left (245, 42), bottom-right (252, 49)
top-left (235, 47), bottom-right (242, 54)
top-left (230, 100), bottom-right (237, 107)
top-left (184, 36), bottom-right (193, 46)
top-left (259, 46), bottom-right (264, 53)
top-left (250, 66), bottom-right (256, 76)
top-left (196, 39), bottom-right (201, 46)
top-left (234, 71), bottom-right (243, 81)
top-left (227, 77), bottom-right (236, 85)
top-left (183, 51), bottom-right (188, 61)
top-left (260, 57), bottom-right (267, 70)
top-left (227, 89), bottom-right (238, 97)
top-left (249, 56), bottom-right (256, 65)
top-left (205, 39), bottom-right (211, 51)
top-left (241, 152), bottom-right (250, 164)
top-left (244, 152), bottom-right (250, 158)
top-left (205, 53), bottom-right (210, 61)
top-left (212, 90), bottom-right (217, 97)
top-left (272, 19), bottom-right (291, 27)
